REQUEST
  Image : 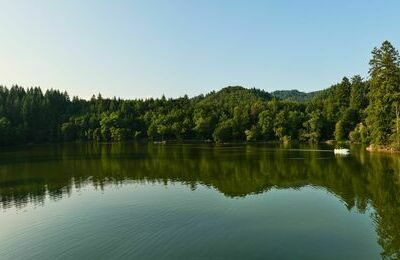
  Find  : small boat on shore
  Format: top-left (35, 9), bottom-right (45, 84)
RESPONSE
top-left (334, 148), bottom-right (350, 155)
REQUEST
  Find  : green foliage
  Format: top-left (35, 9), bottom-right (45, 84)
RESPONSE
top-left (61, 121), bottom-right (76, 141)
top-left (213, 119), bottom-right (234, 143)
top-left (0, 117), bottom-right (12, 145)
top-left (367, 41), bottom-right (400, 146)
top-left (349, 123), bottom-right (369, 144)
top-left (350, 75), bottom-right (368, 111)
top-left (334, 120), bottom-right (346, 141)
top-left (335, 108), bottom-right (359, 141)
top-left (1, 41), bottom-right (400, 147)
top-left (271, 90), bottom-right (320, 102)
top-left (245, 125), bottom-right (260, 141)
top-left (257, 109), bottom-right (275, 140)
top-left (301, 110), bottom-right (325, 143)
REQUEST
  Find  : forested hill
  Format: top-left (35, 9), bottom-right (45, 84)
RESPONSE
top-left (0, 41), bottom-right (400, 150)
top-left (201, 86), bottom-right (272, 102)
top-left (195, 86), bottom-right (272, 111)
top-left (271, 90), bottom-right (321, 102)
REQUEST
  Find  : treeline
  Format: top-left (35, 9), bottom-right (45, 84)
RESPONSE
top-left (0, 41), bottom-right (399, 148)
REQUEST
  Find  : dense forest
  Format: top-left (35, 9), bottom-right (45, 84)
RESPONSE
top-left (0, 41), bottom-right (399, 149)
top-left (271, 89), bottom-right (321, 102)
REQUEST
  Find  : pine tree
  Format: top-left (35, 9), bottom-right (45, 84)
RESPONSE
top-left (366, 41), bottom-right (400, 145)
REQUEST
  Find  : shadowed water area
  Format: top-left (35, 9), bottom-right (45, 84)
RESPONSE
top-left (0, 143), bottom-right (399, 259)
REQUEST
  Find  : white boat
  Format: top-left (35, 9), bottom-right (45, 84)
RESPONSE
top-left (334, 148), bottom-right (350, 155)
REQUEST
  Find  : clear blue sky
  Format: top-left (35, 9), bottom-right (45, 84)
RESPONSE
top-left (1, 0), bottom-right (399, 99)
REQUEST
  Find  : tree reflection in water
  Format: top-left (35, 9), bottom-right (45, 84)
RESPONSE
top-left (0, 143), bottom-right (399, 258)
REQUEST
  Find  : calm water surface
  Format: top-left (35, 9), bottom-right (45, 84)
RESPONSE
top-left (0, 143), bottom-right (399, 259)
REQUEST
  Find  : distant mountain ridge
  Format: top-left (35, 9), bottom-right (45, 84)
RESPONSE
top-left (271, 89), bottom-right (322, 102)
top-left (197, 87), bottom-right (322, 103)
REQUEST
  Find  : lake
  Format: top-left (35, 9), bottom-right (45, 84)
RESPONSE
top-left (0, 143), bottom-right (399, 259)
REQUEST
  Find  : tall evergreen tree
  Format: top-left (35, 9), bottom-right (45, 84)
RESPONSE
top-left (366, 41), bottom-right (400, 145)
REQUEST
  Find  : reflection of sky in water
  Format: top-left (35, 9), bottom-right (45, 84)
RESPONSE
top-left (0, 143), bottom-right (399, 259)
top-left (0, 184), bottom-right (380, 259)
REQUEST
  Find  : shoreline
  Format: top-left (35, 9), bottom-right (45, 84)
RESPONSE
top-left (2, 140), bottom-right (400, 155)
top-left (366, 145), bottom-right (400, 154)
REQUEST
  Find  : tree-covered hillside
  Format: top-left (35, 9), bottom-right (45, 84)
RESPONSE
top-left (0, 41), bottom-right (399, 149)
top-left (271, 90), bottom-right (321, 102)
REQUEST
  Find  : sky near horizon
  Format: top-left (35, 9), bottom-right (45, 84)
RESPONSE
top-left (0, 1), bottom-right (399, 99)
